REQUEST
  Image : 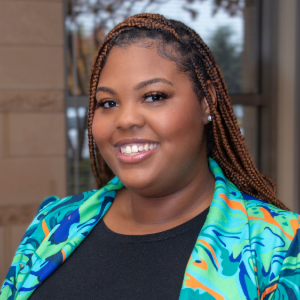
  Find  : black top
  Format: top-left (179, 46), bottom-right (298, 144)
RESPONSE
top-left (29, 207), bottom-right (209, 300)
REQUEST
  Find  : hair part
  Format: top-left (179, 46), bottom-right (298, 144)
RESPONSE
top-left (88, 13), bottom-right (288, 210)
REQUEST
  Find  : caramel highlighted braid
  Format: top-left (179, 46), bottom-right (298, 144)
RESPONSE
top-left (88, 13), bottom-right (288, 210)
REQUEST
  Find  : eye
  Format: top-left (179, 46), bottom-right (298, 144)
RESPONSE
top-left (96, 100), bottom-right (119, 109)
top-left (143, 92), bottom-right (169, 103)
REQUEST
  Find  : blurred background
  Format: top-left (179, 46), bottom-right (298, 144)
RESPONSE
top-left (0, 0), bottom-right (299, 281)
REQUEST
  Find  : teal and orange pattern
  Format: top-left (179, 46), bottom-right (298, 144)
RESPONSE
top-left (1, 158), bottom-right (300, 300)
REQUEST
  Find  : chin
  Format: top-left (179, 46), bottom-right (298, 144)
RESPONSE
top-left (119, 173), bottom-right (153, 190)
top-left (114, 168), bottom-right (159, 194)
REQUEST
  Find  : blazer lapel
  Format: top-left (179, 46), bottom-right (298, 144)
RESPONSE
top-left (179, 158), bottom-right (259, 300)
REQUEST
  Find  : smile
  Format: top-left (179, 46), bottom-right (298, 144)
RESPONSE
top-left (115, 141), bottom-right (159, 164)
top-left (120, 143), bottom-right (158, 156)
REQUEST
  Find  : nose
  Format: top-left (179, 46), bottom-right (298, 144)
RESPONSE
top-left (115, 103), bottom-right (145, 130)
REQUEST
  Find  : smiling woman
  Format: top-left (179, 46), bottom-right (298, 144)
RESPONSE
top-left (1, 14), bottom-right (300, 300)
top-left (93, 44), bottom-right (214, 234)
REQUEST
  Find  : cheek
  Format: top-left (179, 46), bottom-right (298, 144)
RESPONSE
top-left (92, 114), bottom-right (112, 150)
top-left (153, 99), bottom-right (203, 146)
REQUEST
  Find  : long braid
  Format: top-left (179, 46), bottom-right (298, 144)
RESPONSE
top-left (187, 25), bottom-right (284, 207)
top-left (88, 13), bottom-right (288, 210)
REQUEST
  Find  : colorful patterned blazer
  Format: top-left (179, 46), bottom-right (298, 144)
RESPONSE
top-left (1, 158), bottom-right (300, 300)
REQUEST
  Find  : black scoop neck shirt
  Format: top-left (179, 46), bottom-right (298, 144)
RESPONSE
top-left (29, 207), bottom-right (210, 300)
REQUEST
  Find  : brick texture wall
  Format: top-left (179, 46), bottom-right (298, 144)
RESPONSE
top-left (0, 0), bottom-right (66, 282)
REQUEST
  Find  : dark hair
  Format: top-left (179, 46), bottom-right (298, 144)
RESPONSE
top-left (88, 13), bottom-right (288, 210)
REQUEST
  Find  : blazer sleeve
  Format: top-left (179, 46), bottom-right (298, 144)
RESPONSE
top-left (0, 196), bottom-right (59, 300)
top-left (273, 226), bottom-right (300, 299)
top-left (0, 189), bottom-right (99, 300)
top-left (260, 223), bottom-right (300, 300)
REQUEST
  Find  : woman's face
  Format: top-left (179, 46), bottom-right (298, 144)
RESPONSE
top-left (92, 43), bottom-right (211, 197)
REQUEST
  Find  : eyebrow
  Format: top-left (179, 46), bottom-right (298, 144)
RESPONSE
top-left (95, 86), bottom-right (117, 95)
top-left (96, 78), bottom-right (173, 96)
top-left (133, 78), bottom-right (173, 91)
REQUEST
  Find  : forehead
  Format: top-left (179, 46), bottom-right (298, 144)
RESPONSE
top-left (98, 44), bottom-right (185, 86)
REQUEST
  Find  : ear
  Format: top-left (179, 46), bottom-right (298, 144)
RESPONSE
top-left (201, 80), bottom-right (217, 124)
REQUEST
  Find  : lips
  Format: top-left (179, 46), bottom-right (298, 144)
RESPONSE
top-left (114, 140), bottom-right (159, 163)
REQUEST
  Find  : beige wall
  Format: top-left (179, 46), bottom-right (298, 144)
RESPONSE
top-left (0, 0), bottom-right (66, 281)
top-left (276, 0), bottom-right (298, 211)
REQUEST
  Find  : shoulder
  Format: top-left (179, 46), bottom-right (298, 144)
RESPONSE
top-left (242, 192), bottom-right (300, 241)
top-left (15, 189), bottom-right (100, 257)
top-left (15, 177), bottom-right (123, 251)
top-left (242, 193), bottom-right (300, 299)
top-left (31, 176), bottom-right (124, 236)
top-left (0, 178), bottom-right (123, 300)
top-left (38, 190), bottom-right (99, 218)
top-left (10, 176), bottom-right (123, 259)
top-left (29, 190), bottom-right (99, 238)
top-left (0, 190), bottom-right (99, 300)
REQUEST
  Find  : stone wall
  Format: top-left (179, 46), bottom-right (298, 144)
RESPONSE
top-left (0, 0), bottom-right (66, 282)
top-left (276, 0), bottom-right (298, 211)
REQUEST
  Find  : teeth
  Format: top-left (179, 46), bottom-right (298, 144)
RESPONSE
top-left (120, 143), bottom-right (158, 155)
top-left (131, 145), bottom-right (138, 153)
top-left (125, 146), bottom-right (131, 154)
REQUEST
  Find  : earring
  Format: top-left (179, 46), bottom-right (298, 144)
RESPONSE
top-left (208, 115), bottom-right (212, 122)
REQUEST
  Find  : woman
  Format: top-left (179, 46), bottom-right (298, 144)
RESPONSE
top-left (1, 14), bottom-right (299, 300)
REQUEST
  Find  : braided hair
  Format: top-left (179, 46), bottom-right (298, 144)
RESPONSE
top-left (88, 13), bottom-right (288, 210)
